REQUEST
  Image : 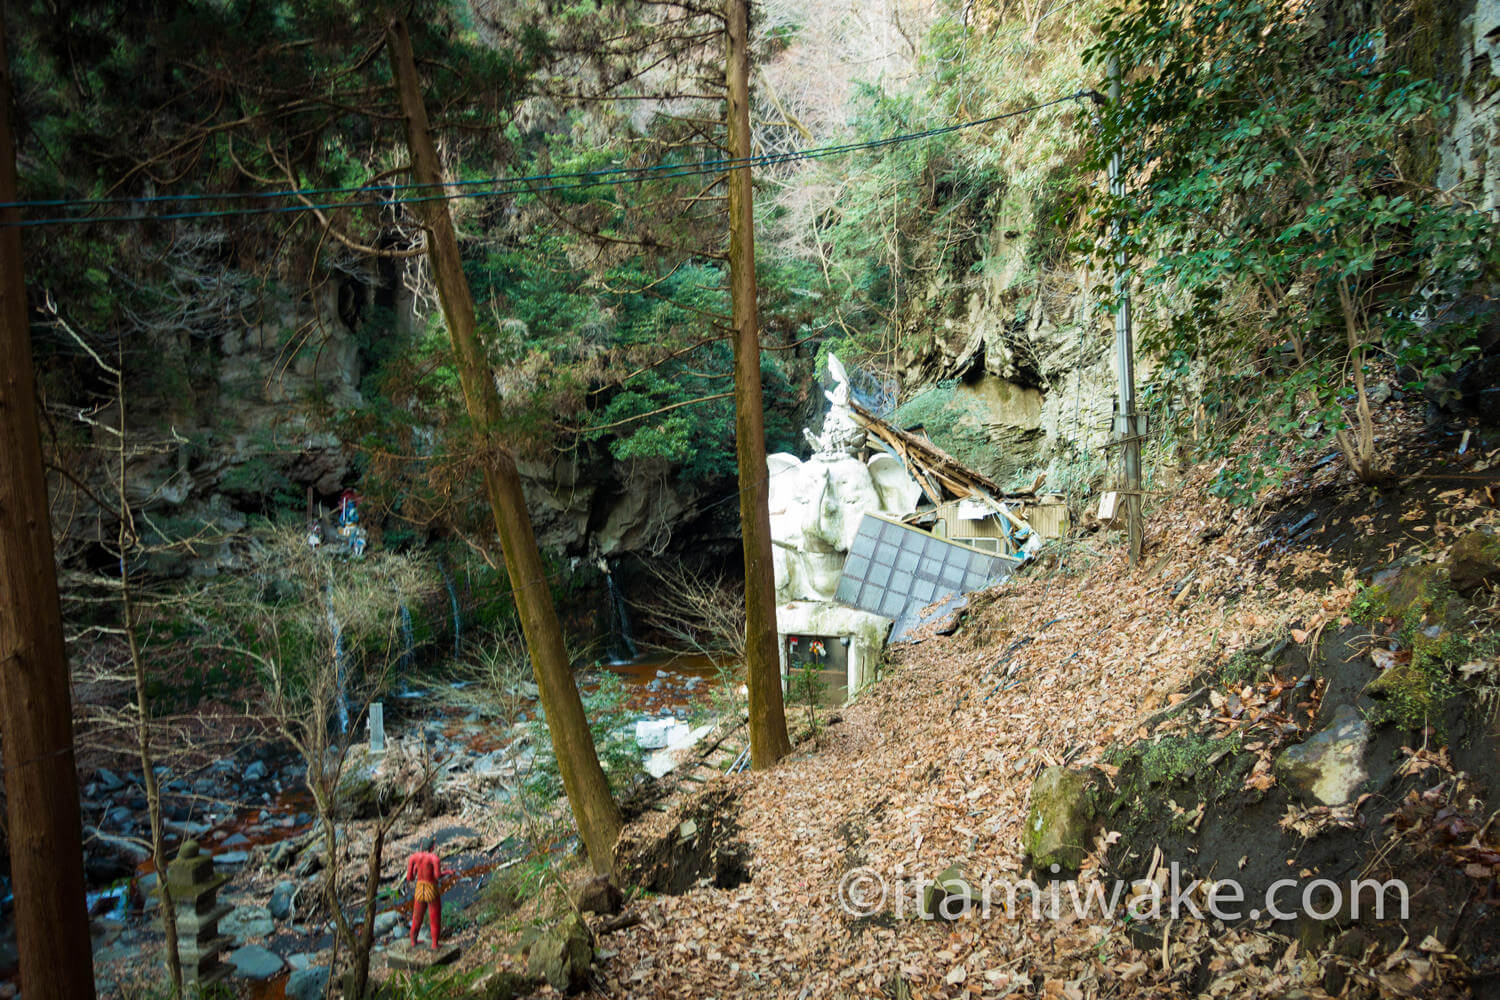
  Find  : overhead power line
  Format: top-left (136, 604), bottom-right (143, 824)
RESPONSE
top-left (1, 92), bottom-right (1086, 228)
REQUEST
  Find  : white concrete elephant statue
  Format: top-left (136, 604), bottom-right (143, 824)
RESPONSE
top-left (766, 451), bottom-right (920, 602)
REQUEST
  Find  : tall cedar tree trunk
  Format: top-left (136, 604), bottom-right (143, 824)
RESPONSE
top-left (0, 14), bottom-right (98, 1000)
top-left (725, 0), bottom-right (791, 769)
top-left (386, 19), bottom-right (623, 874)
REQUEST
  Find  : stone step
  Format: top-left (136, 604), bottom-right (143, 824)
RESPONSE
top-left (387, 942), bottom-right (460, 970)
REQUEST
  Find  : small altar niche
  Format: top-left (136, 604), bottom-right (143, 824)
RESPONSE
top-left (783, 633), bottom-right (848, 705)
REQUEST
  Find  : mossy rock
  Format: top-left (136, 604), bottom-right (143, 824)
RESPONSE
top-left (470, 968), bottom-right (543, 1000)
top-left (333, 770), bottom-right (384, 820)
top-left (1376, 563), bottom-right (1448, 620)
top-left (507, 926), bottom-right (543, 957)
top-left (1446, 529), bottom-right (1500, 594)
top-left (1273, 704), bottom-right (1370, 806)
top-left (524, 913), bottom-right (593, 994)
top-left (1362, 563), bottom-right (1472, 640)
top-left (1022, 766), bottom-right (1097, 872)
top-left (1365, 658), bottom-right (1452, 730)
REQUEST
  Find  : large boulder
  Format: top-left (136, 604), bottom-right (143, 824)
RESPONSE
top-left (333, 765), bottom-right (403, 820)
top-left (1274, 704), bottom-right (1370, 806)
top-left (1378, 564), bottom-right (1448, 619)
top-left (1022, 767), bottom-right (1097, 872)
top-left (524, 913), bottom-right (593, 993)
top-left (1446, 529), bottom-right (1500, 594)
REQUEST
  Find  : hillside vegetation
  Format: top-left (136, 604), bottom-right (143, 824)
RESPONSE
top-left (4, 0), bottom-right (1500, 997)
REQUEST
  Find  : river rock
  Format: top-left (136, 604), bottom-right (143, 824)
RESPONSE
top-left (228, 944), bottom-right (283, 980)
top-left (86, 827), bottom-right (149, 864)
top-left (1274, 704), bottom-right (1370, 806)
top-left (268, 842), bottom-right (298, 870)
top-left (374, 910), bottom-right (402, 936)
top-left (213, 850), bottom-right (250, 867)
top-left (294, 850), bottom-right (323, 878)
top-left (136, 869), bottom-right (159, 898)
top-left (221, 905), bottom-right (274, 942)
top-left (285, 965), bottom-right (330, 1000)
top-left (96, 768), bottom-right (124, 792)
top-left (473, 753), bottom-right (506, 780)
top-left (165, 819), bottom-right (211, 838)
top-left (1022, 766), bottom-right (1097, 872)
top-left (244, 760), bottom-right (268, 781)
top-left (269, 881), bottom-right (298, 921)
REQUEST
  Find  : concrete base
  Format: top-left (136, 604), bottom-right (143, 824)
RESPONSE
top-left (775, 601), bottom-right (892, 698)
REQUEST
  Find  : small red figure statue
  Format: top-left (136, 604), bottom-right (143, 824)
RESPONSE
top-left (403, 837), bottom-right (455, 949)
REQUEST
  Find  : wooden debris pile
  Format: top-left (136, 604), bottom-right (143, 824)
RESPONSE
top-left (852, 401), bottom-right (1068, 555)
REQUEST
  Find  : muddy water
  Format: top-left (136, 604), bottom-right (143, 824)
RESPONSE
top-left (599, 651), bottom-right (733, 715)
top-left (249, 974), bottom-right (289, 1000)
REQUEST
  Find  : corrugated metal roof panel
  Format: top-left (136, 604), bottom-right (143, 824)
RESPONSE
top-left (834, 513), bottom-right (1020, 620)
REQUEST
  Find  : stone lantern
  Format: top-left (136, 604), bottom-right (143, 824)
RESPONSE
top-left (162, 839), bottom-right (232, 988)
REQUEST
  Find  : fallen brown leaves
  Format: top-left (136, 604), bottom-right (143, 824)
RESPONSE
top-left (584, 424), bottom-right (1498, 999)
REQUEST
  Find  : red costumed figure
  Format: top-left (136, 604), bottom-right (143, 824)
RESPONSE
top-left (404, 837), bottom-right (455, 948)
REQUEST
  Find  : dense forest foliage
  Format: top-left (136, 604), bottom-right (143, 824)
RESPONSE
top-left (13, 0), bottom-right (1493, 540)
top-left (2, 0), bottom-right (1498, 993)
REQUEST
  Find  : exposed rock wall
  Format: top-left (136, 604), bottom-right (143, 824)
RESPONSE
top-left (54, 270), bottom-right (741, 574)
top-left (1438, 0), bottom-right (1500, 213)
top-left (48, 277), bottom-right (377, 575)
top-left (893, 0), bottom-right (1496, 488)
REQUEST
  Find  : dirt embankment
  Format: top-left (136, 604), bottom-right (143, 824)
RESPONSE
top-left (583, 417), bottom-right (1499, 999)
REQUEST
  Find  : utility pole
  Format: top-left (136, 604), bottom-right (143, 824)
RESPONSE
top-left (1107, 55), bottom-right (1144, 566)
top-left (725, 0), bottom-right (791, 769)
top-left (0, 14), bottom-right (99, 1000)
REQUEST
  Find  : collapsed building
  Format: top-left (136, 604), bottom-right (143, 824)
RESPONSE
top-left (767, 357), bottom-right (1071, 703)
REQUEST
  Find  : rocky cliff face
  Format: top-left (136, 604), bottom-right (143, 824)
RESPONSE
top-left (1437, 0), bottom-right (1500, 213)
top-left (48, 275), bottom-right (375, 576)
top-left (889, 182), bottom-right (1121, 490)
top-left (890, 0), bottom-right (1499, 491)
top-left (518, 453), bottom-right (739, 559)
top-left (54, 267), bottom-right (742, 576)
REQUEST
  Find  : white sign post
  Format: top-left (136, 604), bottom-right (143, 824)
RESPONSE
top-left (368, 702), bottom-right (385, 754)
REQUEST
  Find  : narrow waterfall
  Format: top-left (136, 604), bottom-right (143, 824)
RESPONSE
top-left (326, 584), bottom-right (350, 734)
top-left (439, 565), bottom-right (462, 658)
top-left (398, 604), bottom-right (415, 673)
top-left (604, 563), bottom-right (638, 663)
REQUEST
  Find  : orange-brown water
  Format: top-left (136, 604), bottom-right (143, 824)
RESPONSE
top-left (597, 651), bottom-right (732, 714)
